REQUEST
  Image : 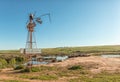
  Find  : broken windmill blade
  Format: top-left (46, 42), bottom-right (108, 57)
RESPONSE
top-left (35, 13), bottom-right (51, 24)
top-left (36, 18), bottom-right (42, 24)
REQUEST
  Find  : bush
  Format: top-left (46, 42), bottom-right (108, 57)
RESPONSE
top-left (14, 65), bottom-right (24, 70)
top-left (21, 67), bottom-right (40, 72)
top-left (15, 56), bottom-right (25, 64)
top-left (68, 65), bottom-right (82, 70)
top-left (9, 58), bottom-right (16, 67)
top-left (31, 67), bottom-right (40, 72)
top-left (0, 58), bottom-right (8, 69)
top-left (21, 68), bottom-right (31, 72)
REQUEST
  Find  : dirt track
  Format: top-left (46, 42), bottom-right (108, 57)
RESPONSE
top-left (48, 56), bottom-right (120, 73)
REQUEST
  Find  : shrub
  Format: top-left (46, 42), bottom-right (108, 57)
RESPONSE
top-left (0, 58), bottom-right (8, 69)
top-left (9, 58), bottom-right (16, 67)
top-left (21, 67), bottom-right (40, 72)
top-left (21, 68), bottom-right (31, 72)
top-left (68, 65), bottom-right (82, 70)
top-left (14, 65), bottom-right (24, 70)
top-left (15, 56), bottom-right (25, 64)
top-left (31, 67), bottom-right (40, 72)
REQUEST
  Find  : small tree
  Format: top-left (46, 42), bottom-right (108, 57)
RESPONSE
top-left (15, 56), bottom-right (26, 64)
top-left (0, 58), bottom-right (8, 69)
top-left (9, 58), bottom-right (16, 67)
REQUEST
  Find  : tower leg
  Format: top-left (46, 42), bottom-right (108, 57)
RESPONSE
top-left (30, 32), bottom-right (32, 49)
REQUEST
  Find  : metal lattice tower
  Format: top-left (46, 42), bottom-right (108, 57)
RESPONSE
top-left (26, 14), bottom-right (36, 49)
top-left (20, 13), bottom-right (50, 63)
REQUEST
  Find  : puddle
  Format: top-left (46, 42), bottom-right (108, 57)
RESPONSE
top-left (101, 55), bottom-right (120, 58)
top-left (24, 61), bottom-right (48, 65)
top-left (43, 56), bottom-right (68, 61)
top-left (25, 55), bottom-right (68, 65)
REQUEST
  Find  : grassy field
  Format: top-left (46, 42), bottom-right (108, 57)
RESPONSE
top-left (0, 45), bottom-right (120, 69)
top-left (0, 45), bottom-right (120, 56)
top-left (0, 45), bottom-right (120, 82)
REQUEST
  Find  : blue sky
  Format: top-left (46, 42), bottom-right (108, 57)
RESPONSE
top-left (0, 0), bottom-right (120, 50)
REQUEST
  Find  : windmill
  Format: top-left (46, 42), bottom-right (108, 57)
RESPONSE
top-left (20, 13), bottom-right (51, 63)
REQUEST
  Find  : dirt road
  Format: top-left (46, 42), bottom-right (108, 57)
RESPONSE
top-left (48, 56), bottom-right (120, 73)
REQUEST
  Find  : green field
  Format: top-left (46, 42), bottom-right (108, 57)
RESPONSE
top-left (0, 45), bottom-right (120, 56)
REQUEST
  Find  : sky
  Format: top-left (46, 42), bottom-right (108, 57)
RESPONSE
top-left (0, 0), bottom-right (120, 50)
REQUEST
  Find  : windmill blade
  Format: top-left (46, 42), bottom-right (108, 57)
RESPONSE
top-left (39, 13), bottom-right (51, 23)
top-left (48, 13), bottom-right (51, 23)
top-left (35, 17), bottom-right (42, 24)
top-left (39, 13), bottom-right (50, 17)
